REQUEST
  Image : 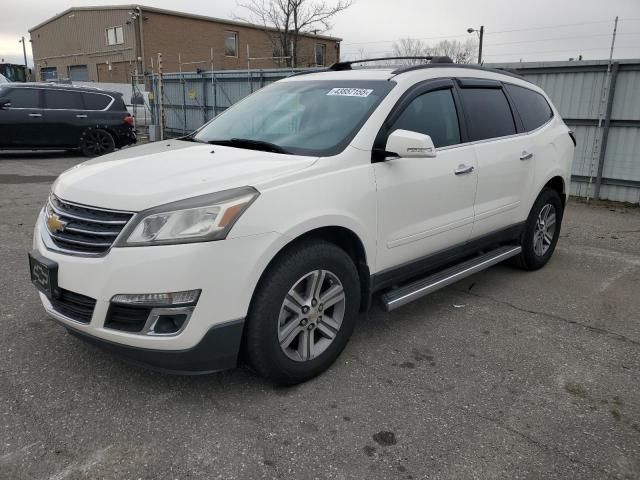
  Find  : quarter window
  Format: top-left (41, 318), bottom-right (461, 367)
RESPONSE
top-left (4, 88), bottom-right (40, 108)
top-left (225, 31), bottom-right (238, 57)
top-left (504, 84), bottom-right (553, 132)
top-left (459, 88), bottom-right (516, 141)
top-left (44, 89), bottom-right (83, 110)
top-left (82, 92), bottom-right (111, 110)
top-left (106, 26), bottom-right (124, 46)
top-left (390, 89), bottom-right (461, 148)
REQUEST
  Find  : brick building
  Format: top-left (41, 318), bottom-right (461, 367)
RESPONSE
top-left (29, 5), bottom-right (342, 83)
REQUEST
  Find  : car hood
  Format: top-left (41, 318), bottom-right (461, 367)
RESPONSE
top-left (53, 140), bottom-right (318, 211)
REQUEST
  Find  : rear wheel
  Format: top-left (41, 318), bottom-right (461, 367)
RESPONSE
top-left (244, 240), bottom-right (360, 385)
top-left (512, 188), bottom-right (564, 270)
top-left (80, 129), bottom-right (115, 157)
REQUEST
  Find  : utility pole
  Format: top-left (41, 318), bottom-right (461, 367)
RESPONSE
top-left (478, 26), bottom-right (484, 65)
top-left (19, 36), bottom-right (28, 69)
top-left (467, 26), bottom-right (485, 64)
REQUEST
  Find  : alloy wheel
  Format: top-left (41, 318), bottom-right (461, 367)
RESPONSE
top-left (277, 269), bottom-right (346, 362)
top-left (84, 131), bottom-right (112, 155)
top-left (533, 203), bottom-right (557, 256)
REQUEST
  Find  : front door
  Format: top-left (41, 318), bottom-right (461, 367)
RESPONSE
top-left (1, 87), bottom-right (44, 147)
top-left (373, 82), bottom-right (477, 273)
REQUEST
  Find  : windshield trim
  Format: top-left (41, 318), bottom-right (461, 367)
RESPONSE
top-left (193, 79), bottom-right (396, 157)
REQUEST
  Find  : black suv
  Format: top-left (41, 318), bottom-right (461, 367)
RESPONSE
top-left (0, 83), bottom-right (136, 156)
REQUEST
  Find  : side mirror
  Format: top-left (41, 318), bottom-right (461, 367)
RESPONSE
top-left (385, 129), bottom-right (436, 159)
top-left (0, 98), bottom-right (11, 109)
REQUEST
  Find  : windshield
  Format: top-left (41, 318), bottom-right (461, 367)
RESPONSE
top-left (193, 80), bottom-right (395, 156)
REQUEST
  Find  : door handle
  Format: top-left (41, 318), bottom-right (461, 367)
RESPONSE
top-left (454, 164), bottom-right (475, 175)
top-left (520, 151), bottom-right (533, 161)
top-left (75, 114), bottom-right (88, 118)
top-left (28, 113), bottom-right (42, 118)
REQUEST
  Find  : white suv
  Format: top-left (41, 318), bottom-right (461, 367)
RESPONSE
top-left (30, 57), bottom-right (574, 384)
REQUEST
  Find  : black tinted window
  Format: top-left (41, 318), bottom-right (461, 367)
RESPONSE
top-left (4, 88), bottom-right (40, 108)
top-left (505, 84), bottom-right (553, 131)
top-left (391, 89), bottom-right (461, 148)
top-left (44, 89), bottom-right (83, 109)
top-left (459, 88), bottom-right (516, 141)
top-left (82, 93), bottom-right (111, 110)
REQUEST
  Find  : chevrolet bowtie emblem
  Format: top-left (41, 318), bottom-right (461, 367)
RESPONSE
top-left (46, 212), bottom-right (67, 233)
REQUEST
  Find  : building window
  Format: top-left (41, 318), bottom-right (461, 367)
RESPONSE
top-left (106, 26), bottom-right (124, 46)
top-left (225, 31), bottom-right (238, 57)
top-left (314, 43), bottom-right (326, 66)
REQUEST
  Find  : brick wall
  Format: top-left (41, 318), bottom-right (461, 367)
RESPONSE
top-left (141, 10), bottom-right (339, 74)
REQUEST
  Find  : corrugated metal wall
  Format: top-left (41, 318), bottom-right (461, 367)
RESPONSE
top-left (150, 60), bottom-right (640, 203)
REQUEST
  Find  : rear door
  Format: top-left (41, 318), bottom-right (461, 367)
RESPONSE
top-left (0, 87), bottom-right (44, 147)
top-left (373, 79), bottom-right (478, 272)
top-left (456, 79), bottom-right (533, 238)
top-left (42, 88), bottom-right (85, 147)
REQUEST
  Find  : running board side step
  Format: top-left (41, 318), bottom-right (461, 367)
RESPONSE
top-left (381, 245), bottom-right (522, 311)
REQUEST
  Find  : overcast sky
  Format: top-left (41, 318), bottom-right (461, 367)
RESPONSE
top-left (1, 0), bottom-right (639, 67)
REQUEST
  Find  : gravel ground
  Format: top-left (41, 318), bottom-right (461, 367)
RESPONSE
top-left (1, 151), bottom-right (639, 480)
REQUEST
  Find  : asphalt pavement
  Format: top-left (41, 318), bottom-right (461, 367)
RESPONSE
top-left (1, 150), bottom-right (639, 479)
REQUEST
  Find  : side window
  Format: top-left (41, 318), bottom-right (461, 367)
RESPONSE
top-left (390, 89), bottom-right (461, 148)
top-left (82, 93), bottom-right (111, 110)
top-left (504, 84), bottom-right (553, 132)
top-left (44, 90), bottom-right (83, 110)
top-left (459, 88), bottom-right (516, 141)
top-left (4, 88), bottom-right (40, 108)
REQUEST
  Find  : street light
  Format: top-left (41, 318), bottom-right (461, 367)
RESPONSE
top-left (467, 26), bottom-right (484, 65)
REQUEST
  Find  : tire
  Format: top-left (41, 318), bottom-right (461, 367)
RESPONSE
top-left (244, 240), bottom-right (361, 385)
top-left (511, 188), bottom-right (564, 270)
top-left (80, 129), bottom-right (115, 157)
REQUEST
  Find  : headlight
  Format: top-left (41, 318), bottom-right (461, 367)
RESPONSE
top-left (118, 186), bottom-right (259, 246)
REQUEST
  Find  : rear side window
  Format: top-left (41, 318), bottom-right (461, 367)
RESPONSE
top-left (390, 89), bottom-right (461, 148)
top-left (44, 89), bottom-right (83, 109)
top-left (505, 84), bottom-right (553, 131)
top-left (108, 94), bottom-right (127, 111)
top-left (82, 93), bottom-right (112, 110)
top-left (459, 88), bottom-right (516, 141)
top-left (4, 88), bottom-right (40, 108)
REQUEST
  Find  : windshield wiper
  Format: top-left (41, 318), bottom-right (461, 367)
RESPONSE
top-left (207, 138), bottom-right (289, 154)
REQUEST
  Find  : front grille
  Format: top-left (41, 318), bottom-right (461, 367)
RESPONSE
top-left (46, 195), bottom-right (134, 255)
top-left (50, 289), bottom-right (97, 324)
top-left (105, 305), bottom-right (151, 332)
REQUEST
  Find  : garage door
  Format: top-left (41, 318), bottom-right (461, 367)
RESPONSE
top-left (69, 65), bottom-right (89, 81)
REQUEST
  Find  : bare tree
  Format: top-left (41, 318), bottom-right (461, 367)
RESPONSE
top-left (391, 37), bottom-right (478, 64)
top-left (238, 0), bottom-right (352, 67)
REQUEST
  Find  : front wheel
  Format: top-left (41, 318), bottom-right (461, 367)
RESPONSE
top-left (244, 240), bottom-right (361, 385)
top-left (512, 188), bottom-right (564, 270)
top-left (80, 129), bottom-right (115, 157)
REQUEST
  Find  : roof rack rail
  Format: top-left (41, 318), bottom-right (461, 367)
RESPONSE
top-left (328, 56), bottom-right (453, 71)
top-left (390, 63), bottom-right (530, 83)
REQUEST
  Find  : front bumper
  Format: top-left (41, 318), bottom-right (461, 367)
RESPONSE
top-left (63, 317), bottom-right (245, 374)
top-left (33, 210), bottom-right (286, 370)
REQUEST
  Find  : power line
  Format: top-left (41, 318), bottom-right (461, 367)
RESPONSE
top-left (341, 19), bottom-right (622, 46)
top-left (485, 31), bottom-right (640, 48)
top-left (482, 45), bottom-right (638, 57)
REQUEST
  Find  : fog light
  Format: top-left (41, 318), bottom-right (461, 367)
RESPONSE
top-left (111, 290), bottom-right (200, 307)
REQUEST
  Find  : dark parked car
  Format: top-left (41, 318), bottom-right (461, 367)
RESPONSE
top-left (0, 83), bottom-right (136, 156)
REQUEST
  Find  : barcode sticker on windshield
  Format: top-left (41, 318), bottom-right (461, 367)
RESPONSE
top-left (327, 88), bottom-right (373, 98)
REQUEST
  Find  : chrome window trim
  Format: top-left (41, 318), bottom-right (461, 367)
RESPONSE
top-left (3, 86), bottom-right (115, 111)
top-left (435, 115), bottom-right (554, 152)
